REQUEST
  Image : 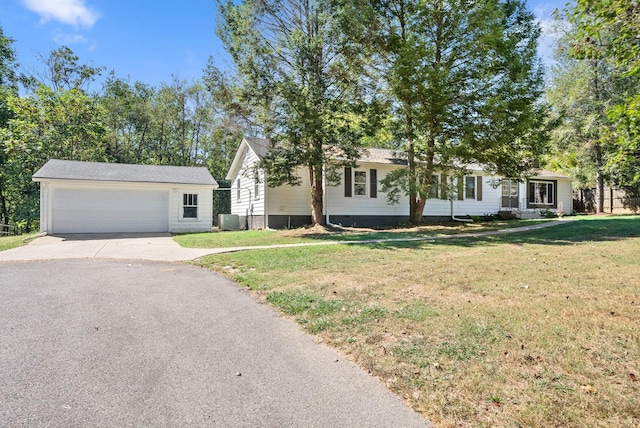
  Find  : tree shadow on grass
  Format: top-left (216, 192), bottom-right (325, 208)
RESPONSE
top-left (351, 216), bottom-right (640, 251)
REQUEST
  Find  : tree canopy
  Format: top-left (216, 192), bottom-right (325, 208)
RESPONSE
top-left (212, 0), bottom-right (378, 225)
top-left (348, 0), bottom-right (549, 224)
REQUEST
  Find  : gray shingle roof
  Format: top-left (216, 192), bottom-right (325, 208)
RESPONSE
top-left (243, 137), bottom-right (406, 166)
top-left (33, 159), bottom-right (218, 186)
top-left (244, 137), bottom-right (271, 158)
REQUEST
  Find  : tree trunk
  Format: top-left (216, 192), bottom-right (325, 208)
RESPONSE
top-left (0, 181), bottom-right (8, 226)
top-left (309, 165), bottom-right (325, 226)
top-left (594, 143), bottom-right (605, 213)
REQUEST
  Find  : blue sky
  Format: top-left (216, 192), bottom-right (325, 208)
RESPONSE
top-left (1, 0), bottom-right (567, 88)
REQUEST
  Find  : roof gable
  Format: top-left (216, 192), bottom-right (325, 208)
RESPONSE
top-left (33, 159), bottom-right (218, 186)
top-left (225, 137), bottom-right (271, 180)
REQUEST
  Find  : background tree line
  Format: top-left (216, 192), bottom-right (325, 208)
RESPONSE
top-left (0, 35), bottom-right (242, 231)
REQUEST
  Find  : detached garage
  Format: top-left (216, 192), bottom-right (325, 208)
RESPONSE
top-left (33, 159), bottom-right (218, 234)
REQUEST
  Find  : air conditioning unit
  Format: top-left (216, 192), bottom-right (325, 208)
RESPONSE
top-left (218, 214), bottom-right (240, 231)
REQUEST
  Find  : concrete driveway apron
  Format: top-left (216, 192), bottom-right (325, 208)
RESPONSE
top-left (0, 234), bottom-right (216, 262)
top-left (0, 259), bottom-right (430, 427)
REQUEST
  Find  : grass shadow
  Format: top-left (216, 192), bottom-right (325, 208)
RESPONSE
top-left (355, 216), bottom-right (640, 251)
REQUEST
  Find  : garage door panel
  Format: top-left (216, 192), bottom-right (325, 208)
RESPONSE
top-left (52, 188), bottom-right (169, 233)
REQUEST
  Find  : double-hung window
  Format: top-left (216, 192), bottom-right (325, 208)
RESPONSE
top-left (465, 176), bottom-right (476, 199)
top-left (344, 167), bottom-right (377, 198)
top-left (354, 171), bottom-right (367, 196)
top-left (428, 175), bottom-right (439, 199)
top-left (183, 193), bottom-right (198, 219)
top-left (254, 176), bottom-right (260, 200)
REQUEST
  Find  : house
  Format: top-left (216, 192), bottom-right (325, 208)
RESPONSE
top-left (226, 137), bottom-right (572, 229)
top-left (33, 159), bottom-right (218, 234)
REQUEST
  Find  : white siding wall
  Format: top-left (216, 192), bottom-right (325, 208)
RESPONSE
top-left (557, 178), bottom-right (573, 213)
top-left (229, 146), bottom-right (266, 217)
top-left (266, 167), bottom-right (312, 216)
top-left (325, 164), bottom-right (504, 217)
top-left (39, 180), bottom-right (213, 234)
top-left (169, 185), bottom-right (214, 233)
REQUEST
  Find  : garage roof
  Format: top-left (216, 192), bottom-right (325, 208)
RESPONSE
top-left (33, 159), bottom-right (218, 186)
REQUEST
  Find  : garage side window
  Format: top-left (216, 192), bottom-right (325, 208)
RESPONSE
top-left (183, 193), bottom-right (198, 219)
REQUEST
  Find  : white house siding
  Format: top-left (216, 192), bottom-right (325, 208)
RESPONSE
top-left (264, 167), bottom-right (312, 228)
top-left (556, 178), bottom-right (573, 213)
top-left (168, 186), bottom-right (214, 233)
top-left (325, 164), bottom-right (504, 222)
top-left (229, 146), bottom-right (266, 218)
top-left (266, 167), bottom-right (312, 216)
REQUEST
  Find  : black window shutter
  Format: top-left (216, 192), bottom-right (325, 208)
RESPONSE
top-left (344, 167), bottom-right (352, 197)
top-left (370, 169), bottom-right (377, 198)
top-left (476, 175), bottom-right (483, 201)
top-left (457, 176), bottom-right (464, 200)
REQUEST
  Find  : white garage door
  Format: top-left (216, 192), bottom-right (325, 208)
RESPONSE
top-left (51, 188), bottom-right (169, 233)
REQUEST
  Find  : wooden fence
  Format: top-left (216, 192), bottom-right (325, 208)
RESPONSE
top-left (574, 187), bottom-right (640, 213)
top-left (1, 223), bottom-right (15, 236)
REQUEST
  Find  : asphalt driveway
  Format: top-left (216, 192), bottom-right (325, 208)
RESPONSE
top-left (0, 259), bottom-right (429, 427)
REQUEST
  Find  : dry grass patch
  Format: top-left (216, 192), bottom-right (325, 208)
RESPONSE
top-left (195, 216), bottom-right (640, 427)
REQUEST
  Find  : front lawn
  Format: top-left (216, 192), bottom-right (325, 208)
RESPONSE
top-left (194, 215), bottom-right (640, 427)
top-left (174, 218), bottom-right (552, 248)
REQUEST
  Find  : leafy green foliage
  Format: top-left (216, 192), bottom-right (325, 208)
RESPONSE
top-left (0, 34), bottom-right (243, 231)
top-left (564, 0), bottom-right (640, 192)
top-left (349, 0), bottom-right (549, 224)
top-left (213, 0), bottom-right (375, 224)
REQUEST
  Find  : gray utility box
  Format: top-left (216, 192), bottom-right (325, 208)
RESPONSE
top-left (218, 214), bottom-right (240, 231)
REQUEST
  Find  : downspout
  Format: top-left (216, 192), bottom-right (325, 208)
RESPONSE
top-left (323, 162), bottom-right (340, 228)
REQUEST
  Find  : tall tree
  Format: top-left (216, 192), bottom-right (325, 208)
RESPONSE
top-left (347, 0), bottom-right (548, 224)
top-left (567, 0), bottom-right (640, 191)
top-left (0, 25), bottom-right (20, 225)
top-left (1, 46), bottom-right (107, 231)
top-left (546, 23), bottom-right (628, 212)
top-left (213, 0), bottom-right (372, 225)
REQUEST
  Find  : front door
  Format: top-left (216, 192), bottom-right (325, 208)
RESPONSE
top-left (501, 180), bottom-right (519, 209)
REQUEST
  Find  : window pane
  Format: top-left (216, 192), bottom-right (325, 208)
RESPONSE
top-left (465, 176), bottom-right (475, 199)
top-left (183, 207), bottom-right (197, 218)
top-left (502, 180), bottom-right (510, 197)
top-left (354, 171), bottom-right (367, 196)
top-left (428, 175), bottom-right (439, 198)
top-left (529, 181), bottom-right (554, 205)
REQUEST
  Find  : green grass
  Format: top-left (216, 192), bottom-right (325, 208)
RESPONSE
top-left (194, 215), bottom-right (640, 427)
top-left (173, 229), bottom-right (316, 248)
top-left (174, 219), bottom-right (552, 248)
top-left (0, 234), bottom-right (36, 252)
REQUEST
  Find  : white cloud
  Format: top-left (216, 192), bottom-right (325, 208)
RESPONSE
top-left (52, 29), bottom-right (98, 51)
top-left (533, 3), bottom-right (564, 66)
top-left (53, 31), bottom-right (87, 45)
top-left (21, 0), bottom-right (99, 28)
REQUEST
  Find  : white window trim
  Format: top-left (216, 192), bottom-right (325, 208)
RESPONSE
top-left (254, 176), bottom-right (260, 200)
top-left (236, 179), bottom-right (241, 202)
top-left (353, 170), bottom-right (367, 197)
top-left (528, 180), bottom-right (555, 206)
top-left (464, 176), bottom-right (476, 200)
top-left (181, 193), bottom-right (199, 221)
